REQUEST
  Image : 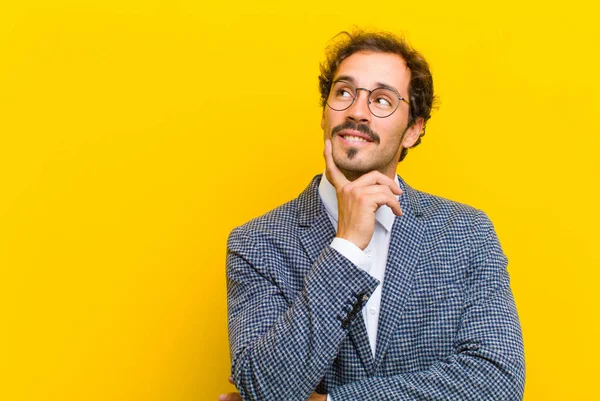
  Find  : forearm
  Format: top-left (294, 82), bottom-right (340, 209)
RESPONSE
top-left (228, 234), bottom-right (379, 401)
top-left (329, 275), bottom-right (525, 401)
top-left (329, 353), bottom-right (524, 400)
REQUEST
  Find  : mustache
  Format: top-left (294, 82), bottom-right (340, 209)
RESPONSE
top-left (331, 121), bottom-right (380, 143)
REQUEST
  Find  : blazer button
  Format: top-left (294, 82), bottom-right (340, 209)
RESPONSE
top-left (341, 318), bottom-right (350, 329)
top-left (356, 292), bottom-right (369, 303)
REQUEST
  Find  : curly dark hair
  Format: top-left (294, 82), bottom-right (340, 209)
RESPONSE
top-left (319, 29), bottom-right (436, 162)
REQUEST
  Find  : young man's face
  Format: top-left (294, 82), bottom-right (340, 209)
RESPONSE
top-left (321, 51), bottom-right (423, 180)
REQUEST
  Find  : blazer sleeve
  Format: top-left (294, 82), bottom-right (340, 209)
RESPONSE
top-left (226, 226), bottom-right (380, 401)
top-left (328, 211), bottom-right (526, 401)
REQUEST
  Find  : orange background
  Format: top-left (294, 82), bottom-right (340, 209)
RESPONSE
top-left (1, 1), bottom-right (599, 400)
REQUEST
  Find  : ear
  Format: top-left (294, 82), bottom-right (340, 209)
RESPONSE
top-left (320, 109), bottom-right (325, 131)
top-left (402, 117), bottom-right (424, 148)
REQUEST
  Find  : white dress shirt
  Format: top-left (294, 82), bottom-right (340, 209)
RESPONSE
top-left (318, 172), bottom-right (398, 401)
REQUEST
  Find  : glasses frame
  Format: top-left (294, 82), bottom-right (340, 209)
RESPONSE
top-left (326, 80), bottom-right (410, 118)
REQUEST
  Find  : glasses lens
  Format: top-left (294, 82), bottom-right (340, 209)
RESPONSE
top-left (327, 81), bottom-right (355, 111)
top-left (368, 88), bottom-right (399, 118)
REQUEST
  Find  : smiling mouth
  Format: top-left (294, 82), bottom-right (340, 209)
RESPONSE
top-left (341, 134), bottom-right (370, 143)
top-left (336, 130), bottom-right (375, 144)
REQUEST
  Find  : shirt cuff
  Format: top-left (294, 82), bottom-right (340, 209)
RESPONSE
top-left (326, 395), bottom-right (332, 401)
top-left (330, 237), bottom-right (372, 273)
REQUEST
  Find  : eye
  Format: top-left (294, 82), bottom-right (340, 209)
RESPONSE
top-left (336, 88), bottom-right (353, 98)
top-left (374, 96), bottom-right (392, 107)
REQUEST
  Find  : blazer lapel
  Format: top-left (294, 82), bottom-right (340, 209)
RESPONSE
top-left (348, 313), bottom-right (375, 373)
top-left (297, 176), bottom-right (336, 263)
top-left (297, 175), bottom-right (375, 373)
top-left (372, 178), bottom-right (425, 373)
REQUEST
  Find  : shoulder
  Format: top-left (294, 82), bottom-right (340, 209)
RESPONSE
top-left (408, 187), bottom-right (507, 282)
top-left (408, 186), bottom-right (497, 239)
top-left (413, 187), bottom-right (483, 220)
top-left (228, 175), bottom-right (322, 251)
top-left (228, 198), bottom-right (300, 246)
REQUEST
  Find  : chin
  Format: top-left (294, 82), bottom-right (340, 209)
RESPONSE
top-left (334, 159), bottom-right (372, 177)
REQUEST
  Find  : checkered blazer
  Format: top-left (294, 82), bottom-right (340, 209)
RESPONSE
top-left (227, 175), bottom-right (525, 400)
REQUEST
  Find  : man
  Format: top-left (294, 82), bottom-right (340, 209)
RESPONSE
top-left (221, 30), bottom-right (525, 401)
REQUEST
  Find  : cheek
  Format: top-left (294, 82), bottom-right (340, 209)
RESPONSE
top-left (322, 112), bottom-right (337, 134)
top-left (377, 121), bottom-right (406, 143)
top-left (321, 112), bottom-right (328, 130)
top-left (392, 118), bottom-right (410, 139)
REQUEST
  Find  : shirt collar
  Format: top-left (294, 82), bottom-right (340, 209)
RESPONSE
top-left (318, 171), bottom-right (399, 233)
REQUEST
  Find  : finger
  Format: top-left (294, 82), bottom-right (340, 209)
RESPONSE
top-left (357, 171), bottom-right (402, 195)
top-left (323, 139), bottom-right (349, 190)
top-left (350, 170), bottom-right (402, 195)
top-left (355, 184), bottom-right (397, 197)
top-left (362, 191), bottom-right (403, 216)
top-left (387, 198), bottom-right (403, 216)
top-left (218, 392), bottom-right (242, 401)
top-left (356, 185), bottom-right (403, 216)
top-left (228, 376), bottom-right (234, 385)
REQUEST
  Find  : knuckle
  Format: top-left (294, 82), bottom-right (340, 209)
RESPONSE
top-left (349, 186), bottom-right (362, 198)
top-left (367, 170), bottom-right (380, 179)
top-left (359, 197), bottom-right (371, 207)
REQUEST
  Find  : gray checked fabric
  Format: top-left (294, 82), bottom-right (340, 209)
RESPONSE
top-left (227, 175), bottom-right (525, 401)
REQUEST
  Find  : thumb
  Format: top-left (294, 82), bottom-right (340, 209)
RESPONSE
top-left (324, 139), bottom-right (348, 189)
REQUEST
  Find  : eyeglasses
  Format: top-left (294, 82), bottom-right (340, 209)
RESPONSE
top-left (326, 80), bottom-right (409, 118)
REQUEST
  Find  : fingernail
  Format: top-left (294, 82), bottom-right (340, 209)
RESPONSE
top-left (218, 395), bottom-right (226, 401)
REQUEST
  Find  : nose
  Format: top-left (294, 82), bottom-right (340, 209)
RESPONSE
top-left (346, 89), bottom-right (371, 123)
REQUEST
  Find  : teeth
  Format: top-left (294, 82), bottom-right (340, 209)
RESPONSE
top-left (343, 135), bottom-right (367, 142)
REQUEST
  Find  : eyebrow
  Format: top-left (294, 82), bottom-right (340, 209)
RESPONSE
top-left (333, 75), bottom-right (401, 95)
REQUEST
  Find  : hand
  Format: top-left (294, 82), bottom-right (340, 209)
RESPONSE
top-left (308, 392), bottom-right (328, 401)
top-left (324, 139), bottom-right (403, 250)
top-left (218, 376), bottom-right (327, 401)
top-left (218, 376), bottom-right (241, 401)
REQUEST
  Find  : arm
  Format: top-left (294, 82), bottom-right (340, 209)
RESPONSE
top-left (327, 211), bottom-right (525, 400)
top-left (227, 227), bottom-right (379, 401)
top-left (227, 141), bottom-right (405, 401)
top-left (218, 377), bottom-right (327, 401)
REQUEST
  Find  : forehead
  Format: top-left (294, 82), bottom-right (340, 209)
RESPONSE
top-left (334, 51), bottom-right (410, 94)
